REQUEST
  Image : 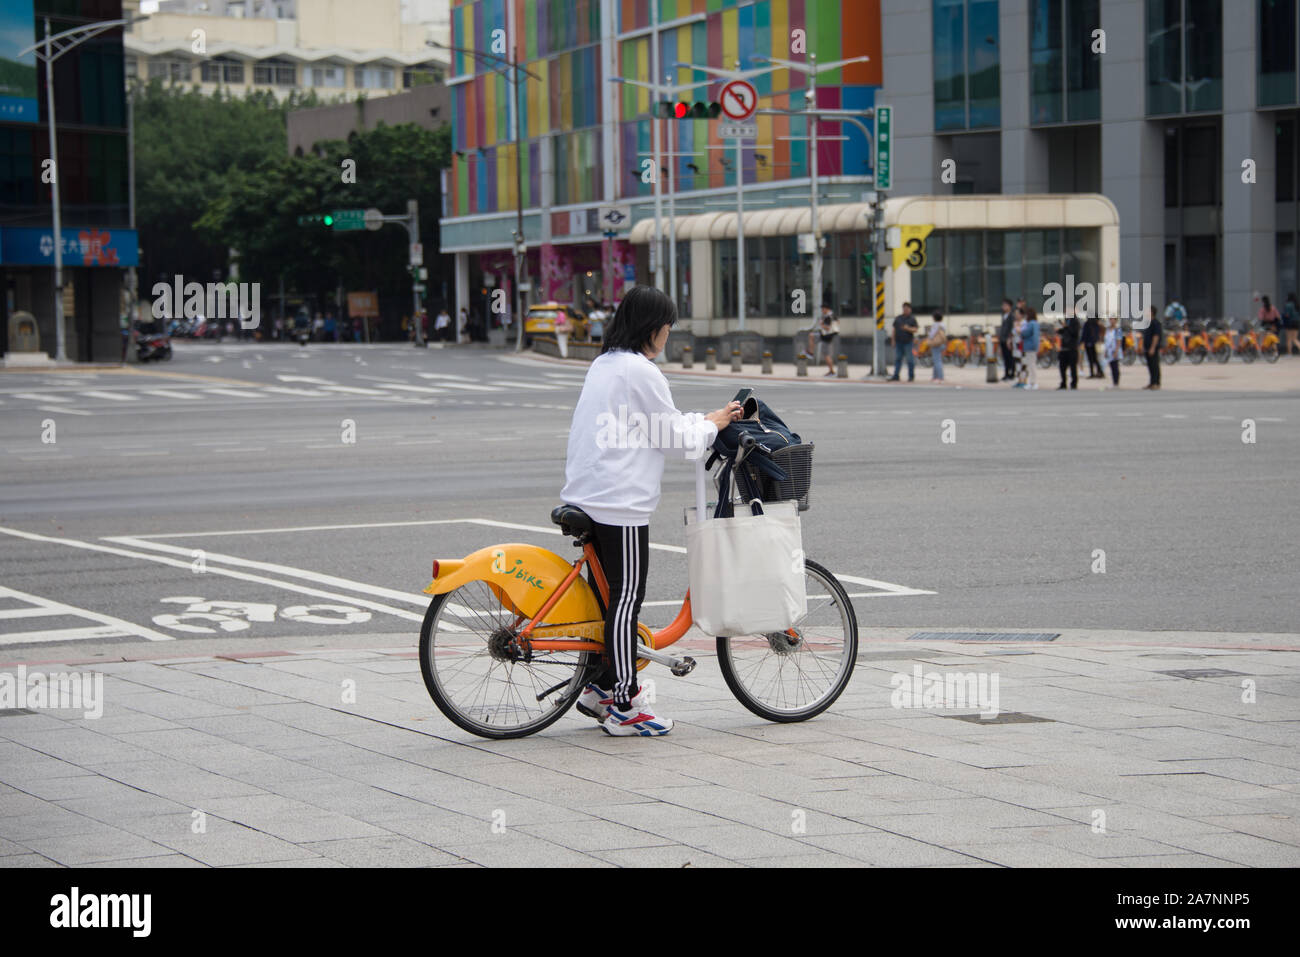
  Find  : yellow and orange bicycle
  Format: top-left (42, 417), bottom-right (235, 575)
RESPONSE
top-left (419, 439), bottom-right (858, 739)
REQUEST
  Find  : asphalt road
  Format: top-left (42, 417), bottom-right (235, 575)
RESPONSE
top-left (1, 340), bottom-right (1296, 664)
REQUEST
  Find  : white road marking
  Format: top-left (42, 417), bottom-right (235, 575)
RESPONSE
top-left (487, 379), bottom-right (563, 391)
top-left (318, 385), bottom-right (392, 396)
top-left (0, 528), bottom-right (424, 624)
top-left (417, 372), bottom-right (478, 381)
top-left (141, 389), bottom-right (203, 400)
top-left (262, 386), bottom-right (329, 397)
top-left (40, 406), bottom-right (91, 416)
top-left (0, 585), bottom-right (175, 644)
top-left (79, 390), bottom-right (137, 401)
top-left (416, 375), bottom-right (501, 391)
top-left (105, 537), bottom-right (432, 607)
top-left (12, 392), bottom-right (69, 402)
top-left (378, 383), bottom-right (448, 394)
top-left (203, 388), bottom-right (259, 398)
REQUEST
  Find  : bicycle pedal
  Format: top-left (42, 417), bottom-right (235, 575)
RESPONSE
top-left (575, 702), bottom-right (603, 720)
top-left (670, 657), bottom-right (697, 677)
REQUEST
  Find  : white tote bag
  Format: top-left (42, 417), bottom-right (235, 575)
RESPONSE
top-left (686, 500), bottom-right (807, 636)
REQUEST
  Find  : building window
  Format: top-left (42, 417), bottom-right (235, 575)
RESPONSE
top-left (714, 239), bottom-right (737, 320)
top-left (201, 57), bottom-right (244, 84)
top-left (148, 59), bottom-right (190, 82)
top-left (1278, 117), bottom-right (1296, 201)
top-left (355, 66), bottom-right (395, 89)
top-left (1176, 123), bottom-right (1220, 206)
top-left (254, 59), bottom-right (296, 86)
top-left (934, 0), bottom-right (1002, 131)
top-left (310, 63), bottom-right (346, 88)
top-left (1147, 0), bottom-right (1222, 116)
top-left (1035, 0), bottom-right (1101, 123)
top-left (1259, 0), bottom-right (1297, 107)
top-left (910, 228), bottom-right (1100, 315)
top-left (125, 56), bottom-right (137, 79)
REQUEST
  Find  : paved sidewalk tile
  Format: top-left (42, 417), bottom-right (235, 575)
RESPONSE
top-left (1, 643), bottom-right (1297, 867)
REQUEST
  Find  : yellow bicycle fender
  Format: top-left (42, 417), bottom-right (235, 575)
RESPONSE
top-left (425, 543), bottom-right (602, 624)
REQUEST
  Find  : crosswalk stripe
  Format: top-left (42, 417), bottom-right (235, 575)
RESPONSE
top-left (12, 392), bottom-right (70, 402)
top-left (416, 373), bottom-right (477, 382)
top-left (415, 376), bottom-right (501, 391)
top-left (380, 383), bottom-right (449, 394)
top-left (262, 386), bottom-right (327, 397)
top-left (79, 390), bottom-right (137, 401)
top-left (319, 385), bottom-right (392, 396)
top-left (486, 379), bottom-right (563, 391)
top-left (141, 389), bottom-right (203, 399)
top-left (203, 388), bottom-right (260, 398)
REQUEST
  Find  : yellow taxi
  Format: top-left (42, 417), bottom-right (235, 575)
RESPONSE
top-left (524, 303), bottom-right (589, 342)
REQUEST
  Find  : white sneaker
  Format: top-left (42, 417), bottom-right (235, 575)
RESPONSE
top-left (576, 682), bottom-right (614, 723)
top-left (601, 686), bottom-right (673, 736)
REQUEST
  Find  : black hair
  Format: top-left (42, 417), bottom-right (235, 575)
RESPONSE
top-left (932, 310), bottom-right (943, 322)
top-left (601, 285), bottom-right (677, 355)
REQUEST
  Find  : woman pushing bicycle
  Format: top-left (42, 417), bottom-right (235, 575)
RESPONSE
top-left (560, 286), bottom-right (742, 736)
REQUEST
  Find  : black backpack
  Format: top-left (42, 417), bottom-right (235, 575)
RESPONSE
top-left (706, 399), bottom-right (802, 517)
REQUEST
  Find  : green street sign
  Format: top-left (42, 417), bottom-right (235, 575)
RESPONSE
top-left (875, 106), bottom-right (891, 191)
top-left (330, 208), bottom-right (366, 231)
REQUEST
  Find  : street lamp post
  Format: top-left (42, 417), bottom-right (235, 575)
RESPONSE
top-left (20, 14), bottom-right (148, 363)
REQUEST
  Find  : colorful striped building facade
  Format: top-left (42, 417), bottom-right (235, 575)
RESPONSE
top-left (442, 0), bottom-right (882, 313)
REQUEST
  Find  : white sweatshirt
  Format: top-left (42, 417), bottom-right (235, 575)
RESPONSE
top-left (561, 349), bottom-right (718, 526)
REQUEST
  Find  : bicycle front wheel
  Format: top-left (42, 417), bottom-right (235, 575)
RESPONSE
top-left (716, 559), bottom-right (858, 723)
top-left (419, 581), bottom-right (598, 739)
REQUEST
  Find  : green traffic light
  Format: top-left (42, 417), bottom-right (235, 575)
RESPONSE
top-left (323, 215), bottom-right (333, 226)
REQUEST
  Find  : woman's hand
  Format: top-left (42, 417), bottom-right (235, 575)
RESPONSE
top-left (705, 401), bottom-right (743, 431)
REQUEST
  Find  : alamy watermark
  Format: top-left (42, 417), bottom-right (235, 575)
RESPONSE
top-left (890, 664), bottom-right (1000, 718)
top-left (0, 666), bottom-right (103, 719)
top-left (594, 405), bottom-right (713, 459)
top-left (1042, 275), bottom-right (1152, 328)
top-left (152, 274), bottom-right (260, 330)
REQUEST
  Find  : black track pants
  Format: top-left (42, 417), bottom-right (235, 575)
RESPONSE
top-left (588, 521), bottom-right (649, 710)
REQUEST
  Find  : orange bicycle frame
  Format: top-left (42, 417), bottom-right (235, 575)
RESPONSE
top-left (518, 544), bottom-right (694, 654)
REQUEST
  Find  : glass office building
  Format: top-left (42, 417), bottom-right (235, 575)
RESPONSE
top-left (887, 0), bottom-right (1282, 321)
top-left (440, 0), bottom-right (881, 322)
top-left (441, 0), bottom-right (1290, 328)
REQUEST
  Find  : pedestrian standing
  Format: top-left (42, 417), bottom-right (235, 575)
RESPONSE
top-left (889, 302), bottom-right (918, 382)
top-left (927, 310), bottom-right (947, 382)
top-left (434, 308), bottom-right (451, 342)
top-left (1082, 310), bottom-right (1103, 378)
top-left (1143, 306), bottom-right (1163, 390)
top-left (1283, 293), bottom-right (1299, 357)
top-left (998, 298), bottom-right (1016, 380)
top-left (1258, 295), bottom-right (1282, 344)
top-left (1019, 307), bottom-right (1040, 390)
top-left (816, 304), bottom-right (840, 376)
top-left (1058, 312), bottom-right (1080, 389)
top-left (1103, 316), bottom-right (1123, 387)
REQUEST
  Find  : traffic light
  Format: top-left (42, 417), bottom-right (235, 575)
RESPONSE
top-left (296, 213), bottom-right (334, 227)
top-left (653, 101), bottom-right (722, 119)
top-left (861, 251), bottom-right (874, 279)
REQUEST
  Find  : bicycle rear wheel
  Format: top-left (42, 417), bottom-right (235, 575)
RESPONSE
top-left (419, 581), bottom-right (598, 739)
top-left (716, 559), bottom-right (858, 723)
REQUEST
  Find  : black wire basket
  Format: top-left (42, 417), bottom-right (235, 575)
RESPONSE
top-left (755, 442), bottom-right (814, 511)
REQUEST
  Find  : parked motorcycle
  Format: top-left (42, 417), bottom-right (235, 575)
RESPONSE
top-left (136, 330), bottom-right (172, 362)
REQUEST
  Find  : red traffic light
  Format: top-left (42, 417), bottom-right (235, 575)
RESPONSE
top-left (674, 102), bottom-right (688, 119)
